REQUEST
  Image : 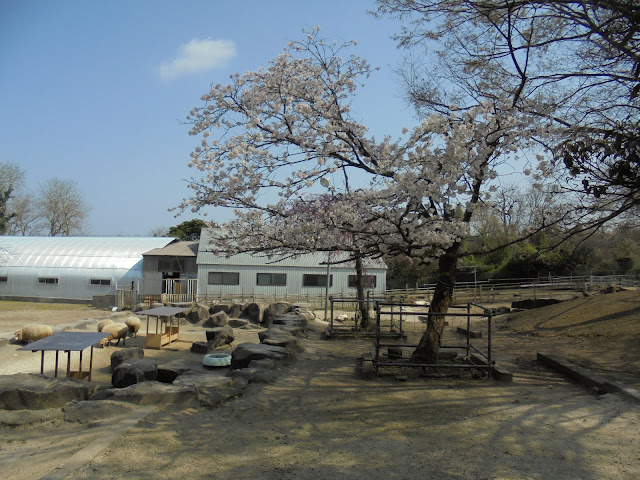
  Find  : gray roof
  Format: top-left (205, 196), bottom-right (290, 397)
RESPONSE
top-left (143, 240), bottom-right (198, 257)
top-left (197, 228), bottom-right (386, 270)
top-left (0, 236), bottom-right (175, 270)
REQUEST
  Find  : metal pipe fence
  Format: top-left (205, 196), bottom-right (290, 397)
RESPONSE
top-left (368, 301), bottom-right (495, 377)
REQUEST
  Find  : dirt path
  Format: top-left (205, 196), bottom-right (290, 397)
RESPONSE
top-left (1, 293), bottom-right (640, 479)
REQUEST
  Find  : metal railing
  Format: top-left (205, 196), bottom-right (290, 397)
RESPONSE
top-left (368, 301), bottom-right (494, 377)
top-left (385, 274), bottom-right (640, 304)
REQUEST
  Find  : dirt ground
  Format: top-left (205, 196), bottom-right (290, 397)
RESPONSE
top-left (1, 291), bottom-right (640, 480)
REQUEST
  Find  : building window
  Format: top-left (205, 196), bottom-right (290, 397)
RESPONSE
top-left (208, 271), bottom-right (240, 285)
top-left (158, 257), bottom-right (185, 272)
top-left (256, 273), bottom-right (287, 286)
top-left (38, 277), bottom-right (59, 285)
top-left (0, 276), bottom-right (7, 283)
top-left (348, 275), bottom-right (377, 288)
top-left (302, 274), bottom-right (333, 287)
top-left (90, 279), bottom-right (111, 286)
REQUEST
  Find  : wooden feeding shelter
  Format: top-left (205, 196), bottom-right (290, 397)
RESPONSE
top-left (137, 306), bottom-right (191, 349)
top-left (18, 331), bottom-right (111, 381)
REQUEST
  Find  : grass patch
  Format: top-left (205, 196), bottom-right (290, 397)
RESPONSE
top-left (0, 301), bottom-right (93, 313)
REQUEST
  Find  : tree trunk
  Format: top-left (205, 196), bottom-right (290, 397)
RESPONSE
top-left (354, 255), bottom-right (371, 329)
top-left (411, 244), bottom-right (459, 363)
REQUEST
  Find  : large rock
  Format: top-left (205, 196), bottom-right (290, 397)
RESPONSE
top-left (228, 318), bottom-right (250, 329)
top-left (210, 304), bottom-right (231, 315)
top-left (190, 341), bottom-right (210, 354)
top-left (228, 304), bottom-right (244, 318)
top-left (274, 324), bottom-right (307, 338)
top-left (202, 311), bottom-right (229, 328)
top-left (186, 304), bottom-right (210, 325)
top-left (157, 360), bottom-right (191, 384)
top-left (258, 327), bottom-right (303, 352)
top-left (91, 382), bottom-right (198, 406)
top-left (174, 373), bottom-right (248, 407)
top-left (231, 343), bottom-right (291, 370)
top-left (112, 359), bottom-right (158, 388)
top-left (110, 347), bottom-right (144, 371)
top-left (273, 312), bottom-right (308, 330)
top-left (205, 325), bottom-right (235, 348)
top-left (135, 302), bottom-right (149, 312)
top-left (0, 374), bottom-right (97, 410)
top-left (292, 307), bottom-right (316, 323)
top-left (240, 302), bottom-right (265, 323)
top-left (263, 302), bottom-right (292, 326)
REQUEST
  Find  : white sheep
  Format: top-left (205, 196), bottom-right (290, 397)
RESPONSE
top-left (100, 322), bottom-right (129, 347)
top-left (15, 324), bottom-right (54, 344)
top-left (124, 316), bottom-right (141, 337)
top-left (97, 318), bottom-right (114, 332)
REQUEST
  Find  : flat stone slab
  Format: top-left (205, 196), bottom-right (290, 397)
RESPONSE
top-left (229, 366), bottom-right (279, 384)
top-left (0, 373), bottom-right (98, 410)
top-left (90, 381), bottom-right (198, 406)
top-left (62, 399), bottom-right (136, 423)
top-left (258, 328), bottom-right (303, 352)
top-left (231, 343), bottom-right (291, 370)
top-left (173, 373), bottom-right (248, 407)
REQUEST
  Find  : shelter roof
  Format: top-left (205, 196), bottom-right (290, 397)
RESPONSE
top-left (142, 240), bottom-right (198, 257)
top-left (196, 228), bottom-right (386, 269)
top-left (0, 236), bottom-right (175, 270)
top-left (17, 332), bottom-right (110, 351)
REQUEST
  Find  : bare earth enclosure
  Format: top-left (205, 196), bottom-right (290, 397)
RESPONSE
top-left (1, 290), bottom-right (639, 480)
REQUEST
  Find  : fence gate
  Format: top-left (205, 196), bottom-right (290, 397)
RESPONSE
top-left (162, 279), bottom-right (197, 304)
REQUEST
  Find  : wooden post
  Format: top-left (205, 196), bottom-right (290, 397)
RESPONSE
top-left (55, 350), bottom-right (59, 378)
top-left (89, 346), bottom-right (94, 382)
top-left (40, 350), bottom-right (45, 375)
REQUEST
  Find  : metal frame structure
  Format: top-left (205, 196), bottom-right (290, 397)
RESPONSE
top-left (369, 301), bottom-right (494, 377)
top-left (325, 294), bottom-right (405, 338)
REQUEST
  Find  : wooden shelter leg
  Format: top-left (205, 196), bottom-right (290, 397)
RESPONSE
top-left (67, 351), bottom-right (71, 377)
top-left (55, 350), bottom-right (59, 378)
top-left (79, 351), bottom-right (83, 378)
top-left (40, 350), bottom-right (45, 375)
top-left (89, 346), bottom-right (94, 382)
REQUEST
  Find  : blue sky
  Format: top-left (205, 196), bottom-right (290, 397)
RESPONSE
top-left (0, 0), bottom-right (416, 237)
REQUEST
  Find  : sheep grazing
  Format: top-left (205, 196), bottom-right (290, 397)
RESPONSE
top-left (97, 318), bottom-right (114, 332)
top-left (124, 316), bottom-right (141, 337)
top-left (100, 322), bottom-right (129, 347)
top-left (15, 324), bottom-right (54, 344)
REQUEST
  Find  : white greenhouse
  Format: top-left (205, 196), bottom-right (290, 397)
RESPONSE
top-left (196, 228), bottom-right (387, 302)
top-left (0, 236), bottom-right (175, 303)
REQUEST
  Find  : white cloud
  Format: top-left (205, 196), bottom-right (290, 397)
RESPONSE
top-left (159, 38), bottom-right (237, 81)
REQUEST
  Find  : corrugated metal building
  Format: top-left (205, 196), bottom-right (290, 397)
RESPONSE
top-left (196, 229), bottom-right (387, 301)
top-left (0, 236), bottom-right (175, 303)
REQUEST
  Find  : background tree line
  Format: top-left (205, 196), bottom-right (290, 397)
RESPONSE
top-left (386, 184), bottom-right (640, 289)
top-left (0, 162), bottom-right (89, 236)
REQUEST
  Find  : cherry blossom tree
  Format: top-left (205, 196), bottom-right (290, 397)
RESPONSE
top-left (180, 28), bottom-right (544, 359)
top-left (376, 0), bottom-right (640, 238)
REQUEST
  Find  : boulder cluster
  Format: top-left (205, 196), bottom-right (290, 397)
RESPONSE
top-left (0, 302), bottom-right (314, 411)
